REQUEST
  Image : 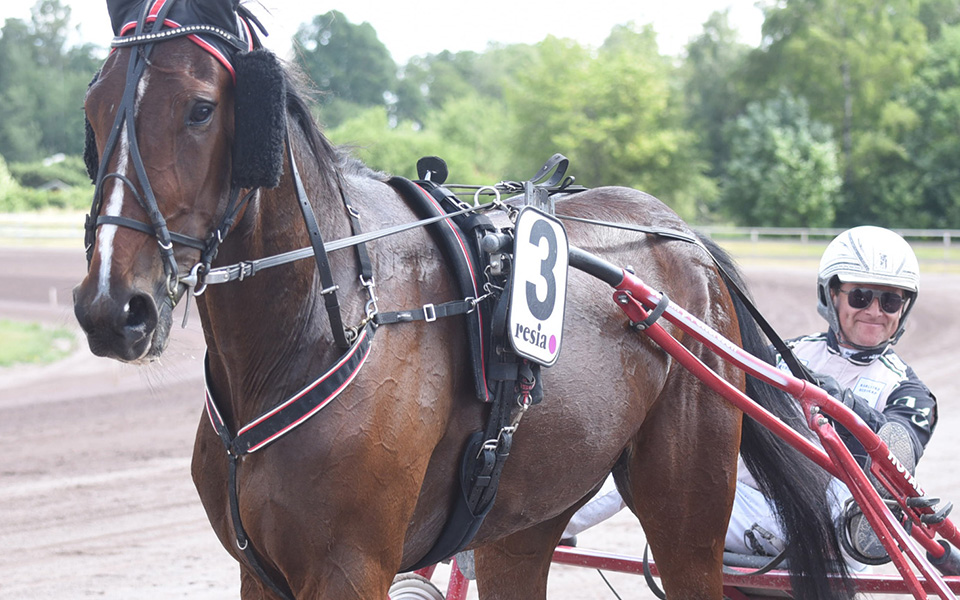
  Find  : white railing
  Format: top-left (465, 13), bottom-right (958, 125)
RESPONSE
top-left (697, 226), bottom-right (960, 247)
top-left (0, 212), bottom-right (85, 243)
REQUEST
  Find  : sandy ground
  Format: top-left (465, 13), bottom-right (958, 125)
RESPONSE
top-left (1, 246), bottom-right (958, 599)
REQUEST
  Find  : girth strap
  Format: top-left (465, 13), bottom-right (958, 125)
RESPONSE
top-left (227, 454), bottom-right (295, 600)
top-left (374, 299), bottom-right (476, 325)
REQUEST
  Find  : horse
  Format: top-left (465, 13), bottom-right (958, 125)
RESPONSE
top-left (73, 3), bottom-right (851, 598)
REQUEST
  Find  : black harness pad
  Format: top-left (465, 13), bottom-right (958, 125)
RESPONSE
top-left (387, 176), bottom-right (494, 402)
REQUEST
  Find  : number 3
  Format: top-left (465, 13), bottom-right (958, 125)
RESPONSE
top-left (526, 219), bottom-right (557, 320)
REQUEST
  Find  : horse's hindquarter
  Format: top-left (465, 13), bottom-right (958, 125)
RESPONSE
top-left (473, 187), bottom-right (744, 539)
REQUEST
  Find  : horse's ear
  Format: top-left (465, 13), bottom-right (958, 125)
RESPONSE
top-left (84, 117), bottom-right (99, 183)
top-left (232, 49), bottom-right (286, 189)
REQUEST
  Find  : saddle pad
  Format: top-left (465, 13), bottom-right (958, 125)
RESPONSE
top-left (387, 176), bottom-right (493, 402)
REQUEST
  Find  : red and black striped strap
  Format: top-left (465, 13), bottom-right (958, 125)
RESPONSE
top-left (203, 322), bottom-right (376, 456)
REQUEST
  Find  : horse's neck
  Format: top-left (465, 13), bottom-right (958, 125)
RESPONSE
top-left (199, 138), bottom-right (360, 423)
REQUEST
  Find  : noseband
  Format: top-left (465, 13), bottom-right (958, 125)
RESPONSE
top-left (85, 0), bottom-right (258, 300)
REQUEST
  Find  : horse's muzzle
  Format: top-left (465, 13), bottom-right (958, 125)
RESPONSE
top-left (73, 282), bottom-right (161, 362)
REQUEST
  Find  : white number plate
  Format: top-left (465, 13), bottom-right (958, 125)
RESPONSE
top-left (508, 207), bottom-right (569, 366)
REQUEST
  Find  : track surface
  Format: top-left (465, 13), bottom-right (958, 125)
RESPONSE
top-left (2, 246), bottom-right (957, 599)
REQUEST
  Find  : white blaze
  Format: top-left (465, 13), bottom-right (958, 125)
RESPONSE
top-left (95, 71), bottom-right (150, 300)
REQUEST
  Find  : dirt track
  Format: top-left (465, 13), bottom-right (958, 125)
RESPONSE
top-left (1, 246), bottom-right (957, 599)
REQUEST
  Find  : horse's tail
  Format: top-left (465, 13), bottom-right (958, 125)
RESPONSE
top-left (698, 234), bottom-right (855, 600)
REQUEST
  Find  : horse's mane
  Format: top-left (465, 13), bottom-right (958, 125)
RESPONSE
top-left (280, 62), bottom-right (388, 185)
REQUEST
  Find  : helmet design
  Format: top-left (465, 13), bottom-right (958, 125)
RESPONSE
top-left (817, 226), bottom-right (919, 349)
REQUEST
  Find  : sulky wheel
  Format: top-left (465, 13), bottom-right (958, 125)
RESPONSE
top-left (388, 573), bottom-right (445, 600)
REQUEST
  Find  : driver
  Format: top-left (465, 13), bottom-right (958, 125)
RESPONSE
top-left (564, 226), bottom-right (938, 567)
top-left (727, 225), bottom-right (938, 565)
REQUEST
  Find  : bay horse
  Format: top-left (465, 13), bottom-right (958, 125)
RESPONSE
top-left (73, 2), bottom-right (851, 598)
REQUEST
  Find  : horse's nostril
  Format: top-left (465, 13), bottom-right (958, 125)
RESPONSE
top-left (125, 294), bottom-right (154, 330)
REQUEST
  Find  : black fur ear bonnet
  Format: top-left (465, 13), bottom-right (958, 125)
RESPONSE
top-left (232, 49), bottom-right (286, 189)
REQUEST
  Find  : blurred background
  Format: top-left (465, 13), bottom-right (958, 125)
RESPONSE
top-left (2, 0), bottom-right (960, 230)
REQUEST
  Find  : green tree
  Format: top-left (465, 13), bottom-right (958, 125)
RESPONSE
top-left (506, 27), bottom-right (713, 219)
top-left (918, 0), bottom-right (960, 41)
top-left (895, 25), bottom-right (960, 227)
top-left (0, 0), bottom-right (101, 162)
top-left (746, 0), bottom-right (927, 177)
top-left (293, 10), bottom-right (397, 113)
top-left (721, 91), bottom-right (841, 227)
top-left (683, 11), bottom-right (751, 180)
top-left (399, 50), bottom-right (479, 119)
top-left (394, 45), bottom-right (536, 125)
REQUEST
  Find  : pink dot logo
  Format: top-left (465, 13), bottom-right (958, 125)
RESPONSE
top-left (549, 335), bottom-right (557, 354)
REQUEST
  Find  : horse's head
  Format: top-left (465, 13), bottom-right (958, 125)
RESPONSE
top-left (73, 0), bottom-right (285, 362)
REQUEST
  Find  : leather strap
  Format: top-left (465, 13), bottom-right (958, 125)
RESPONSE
top-left (374, 299), bottom-right (476, 325)
top-left (286, 130), bottom-right (351, 349)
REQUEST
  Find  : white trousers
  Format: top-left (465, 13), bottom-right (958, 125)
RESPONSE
top-left (562, 475), bottom-right (626, 538)
top-left (565, 474), bottom-right (865, 570)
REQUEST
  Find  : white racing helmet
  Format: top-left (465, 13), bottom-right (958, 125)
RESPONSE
top-left (817, 226), bottom-right (920, 349)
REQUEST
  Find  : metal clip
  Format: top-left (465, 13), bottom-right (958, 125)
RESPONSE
top-left (360, 274), bottom-right (379, 319)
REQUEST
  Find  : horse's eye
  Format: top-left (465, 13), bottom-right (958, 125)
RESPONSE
top-left (187, 102), bottom-right (215, 126)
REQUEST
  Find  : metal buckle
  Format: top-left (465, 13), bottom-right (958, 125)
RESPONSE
top-left (423, 303), bottom-right (437, 322)
top-left (238, 261), bottom-right (253, 282)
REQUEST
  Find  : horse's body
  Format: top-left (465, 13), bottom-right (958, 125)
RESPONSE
top-left (74, 26), bottom-right (849, 600)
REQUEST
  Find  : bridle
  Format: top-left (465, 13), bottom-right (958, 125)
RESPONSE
top-left (85, 0), bottom-right (260, 302)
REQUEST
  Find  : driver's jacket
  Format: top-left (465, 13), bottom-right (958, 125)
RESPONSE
top-left (777, 330), bottom-right (938, 465)
top-left (739, 330), bottom-right (937, 490)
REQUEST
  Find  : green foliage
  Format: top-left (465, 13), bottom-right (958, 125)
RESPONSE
top-left (506, 27), bottom-right (714, 220)
top-left (0, 0), bottom-right (102, 162)
top-left (0, 155), bottom-right (18, 203)
top-left (0, 319), bottom-right (75, 367)
top-left (7, 0), bottom-right (960, 230)
top-left (918, 0), bottom-right (960, 41)
top-left (747, 0), bottom-right (927, 166)
top-left (721, 92), bottom-right (841, 227)
top-left (293, 11), bottom-right (397, 108)
top-left (9, 155), bottom-right (91, 188)
top-left (0, 184), bottom-right (91, 212)
top-left (0, 153), bottom-right (91, 211)
top-left (325, 96), bottom-right (511, 184)
top-left (683, 11), bottom-right (751, 179)
top-left (897, 24), bottom-right (960, 226)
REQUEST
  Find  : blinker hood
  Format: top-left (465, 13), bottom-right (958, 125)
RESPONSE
top-left (106, 0), bottom-right (262, 79)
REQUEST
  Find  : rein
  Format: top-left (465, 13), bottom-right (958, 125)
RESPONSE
top-left (182, 200), bottom-right (498, 288)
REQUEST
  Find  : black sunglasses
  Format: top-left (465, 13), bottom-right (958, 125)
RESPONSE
top-left (838, 287), bottom-right (906, 314)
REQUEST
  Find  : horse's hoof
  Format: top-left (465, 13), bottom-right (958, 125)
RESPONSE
top-left (388, 573), bottom-right (445, 600)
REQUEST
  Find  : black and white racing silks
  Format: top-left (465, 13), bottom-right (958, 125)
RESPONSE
top-left (777, 330), bottom-right (938, 466)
